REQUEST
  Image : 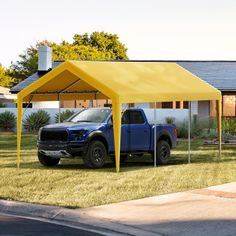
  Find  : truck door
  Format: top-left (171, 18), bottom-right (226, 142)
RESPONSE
top-left (122, 110), bottom-right (150, 151)
top-left (107, 117), bottom-right (129, 152)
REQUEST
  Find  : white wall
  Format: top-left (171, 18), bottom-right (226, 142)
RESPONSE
top-left (32, 101), bottom-right (60, 108)
top-left (135, 103), bottom-right (151, 108)
top-left (143, 108), bottom-right (189, 124)
top-left (190, 101), bottom-right (198, 115)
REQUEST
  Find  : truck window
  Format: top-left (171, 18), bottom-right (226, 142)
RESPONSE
top-left (122, 110), bottom-right (145, 124)
top-left (69, 109), bottom-right (111, 123)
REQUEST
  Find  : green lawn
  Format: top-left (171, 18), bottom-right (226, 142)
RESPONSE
top-left (0, 132), bottom-right (236, 208)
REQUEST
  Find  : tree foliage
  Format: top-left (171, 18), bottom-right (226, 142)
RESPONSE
top-left (10, 32), bottom-right (128, 84)
top-left (0, 65), bottom-right (16, 88)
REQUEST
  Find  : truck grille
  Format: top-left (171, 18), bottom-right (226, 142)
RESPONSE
top-left (41, 130), bottom-right (68, 142)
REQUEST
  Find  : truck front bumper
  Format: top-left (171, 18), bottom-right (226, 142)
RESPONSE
top-left (38, 142), bottom-right (88, 158)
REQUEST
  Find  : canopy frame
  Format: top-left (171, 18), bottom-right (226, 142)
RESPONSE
top-left (16, 61), bottom-right (222, 172)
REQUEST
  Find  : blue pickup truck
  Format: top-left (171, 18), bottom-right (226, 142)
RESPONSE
top-left (38, 108), bottom-right (177, 168)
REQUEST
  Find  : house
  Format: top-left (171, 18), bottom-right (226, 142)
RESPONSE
top-left (10, 47), bottom-right (236, 118)
top-left (0, 86), bottom-right (16, 107)
top-left (170, 61), bottom-right (236, 118)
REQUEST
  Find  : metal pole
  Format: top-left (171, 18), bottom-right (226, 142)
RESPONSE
top-left (188, 101), bottom-right (191, 164)
top-left (58, 94), bottom-right (61, 123)
top-left (154, 107), bottom-right (157, 167)
top-left (22, 95), bottom-right (33, 116)
top-left (95, 94), bottom-right (98, 107)
top-left (216, 99), bottom-right (222, 159)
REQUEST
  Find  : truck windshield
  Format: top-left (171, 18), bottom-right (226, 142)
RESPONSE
top-left (69, 109), bottom-right (111, 123)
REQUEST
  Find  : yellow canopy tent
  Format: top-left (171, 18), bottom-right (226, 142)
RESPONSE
top-left (16, 61), bottom-right (222, 172)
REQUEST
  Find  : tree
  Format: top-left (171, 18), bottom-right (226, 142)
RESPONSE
top-left (10, 32), bottom-right (128, 84)
top-left (0, 65), bottom-right (16, 88)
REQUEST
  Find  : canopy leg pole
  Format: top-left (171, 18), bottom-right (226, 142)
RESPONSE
top-left (154, 107), bottom-right (157, 167)
top-left (112, 98), bottom-right (121, 172)
top-left (216, 99), bottom-right (222, 158)
top-left (17, 97), bottom-right (23, 169)
top-left (188, 101), bottom-right (191, 164)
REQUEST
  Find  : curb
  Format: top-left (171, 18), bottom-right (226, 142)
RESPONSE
top-left (0, 200), bottom-right (161, 236)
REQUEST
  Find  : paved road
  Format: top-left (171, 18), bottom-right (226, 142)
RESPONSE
top-left (0, 214), bottom-right (102, 236)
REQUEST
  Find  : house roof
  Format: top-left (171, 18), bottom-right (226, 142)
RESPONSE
top-left (10, 61), bottom-right (62, 93)
top-left (10, 60), bottom-right (236, 93)
top-left (178, 61), bottom-right (236, 92)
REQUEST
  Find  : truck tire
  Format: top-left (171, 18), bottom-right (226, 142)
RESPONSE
top-left (83, 140), bottom-right (107, 168)
top-left (38, 152), bottom-right (60, 167)
top-left (153, 140), bottom-right (170, 165)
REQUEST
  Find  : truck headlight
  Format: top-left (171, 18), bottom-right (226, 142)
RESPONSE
top-left (70, 130), bottom-right (87, 141)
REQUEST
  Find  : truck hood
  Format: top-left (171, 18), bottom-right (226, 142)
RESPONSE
top-left (42, 122), bottom-right (102, 131)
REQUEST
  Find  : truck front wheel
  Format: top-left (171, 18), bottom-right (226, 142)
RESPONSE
top-left (83, 140), bottom-right (107, 168)
top-left (38, 152), bottom-right (60, 167)
top-left (153, 140), bottom-right (170, 165)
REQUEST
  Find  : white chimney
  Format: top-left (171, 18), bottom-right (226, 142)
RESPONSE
top-left (38, 46), bottom-right (52, 71)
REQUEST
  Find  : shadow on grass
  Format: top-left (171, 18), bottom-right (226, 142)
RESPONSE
top-left (1, 153), bottom-right (236, 173)
top-left (1, 160), bottom-right (155, 172)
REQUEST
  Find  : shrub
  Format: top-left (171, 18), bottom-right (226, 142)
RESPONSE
top-left (200, 129), bottom-right (218, 139)
top-left (0, 103), bottom-right (6, 108)
top-left (199, 128), bottom-right (234, 141)
top-left (0, 111), bottom-right (16, 131)
top-left (165, 116), bottom-right (175, 124)
top-left (176, 121), bottom-right (188, 138)
top-left (222, 117), bottom-right (236, 135)
top-left (177, 116), bottom-right (236, 140)
top-left (209, 117), bottom-right (217, 129)
top-left (55, 110), bottom-right (75, 123)
top-left (176, 116), bottom-right (217, 139)
top-left (23, 110), bottom-right (50, 132)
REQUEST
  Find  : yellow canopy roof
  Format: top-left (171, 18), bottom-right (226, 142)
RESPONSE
top-left (18, 61), bottom-right (221, 102)
top-left (16, 61), bottom-right (222, 172)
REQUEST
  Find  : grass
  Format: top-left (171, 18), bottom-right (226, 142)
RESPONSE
top-left (0, 132), bottom-right (236, 208)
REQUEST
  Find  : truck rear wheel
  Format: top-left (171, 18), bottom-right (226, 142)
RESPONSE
top-left (38, 152), bottom-right (60, 167)
top-left (153, 140), bottom-right (170, 165)
top-left (83, 140), bottom-right (107, 168)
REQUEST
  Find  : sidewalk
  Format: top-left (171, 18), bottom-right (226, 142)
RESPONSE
top-left (1, 182), bottom-right (236, 235)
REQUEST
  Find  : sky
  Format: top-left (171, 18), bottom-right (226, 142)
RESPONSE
top-left (1, 0), bottom-right (236, 68)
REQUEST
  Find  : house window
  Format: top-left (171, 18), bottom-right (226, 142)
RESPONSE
top-left (223, 95), bottom-right (235, 116)
top-left (183, 101), bottom-right (189, 109)
top-left (162, 102), bottom-right (172, 108)
top-left (22, 103), bottom-right (32, 108)
top-left (176, 101), bottom-right (180, 109)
